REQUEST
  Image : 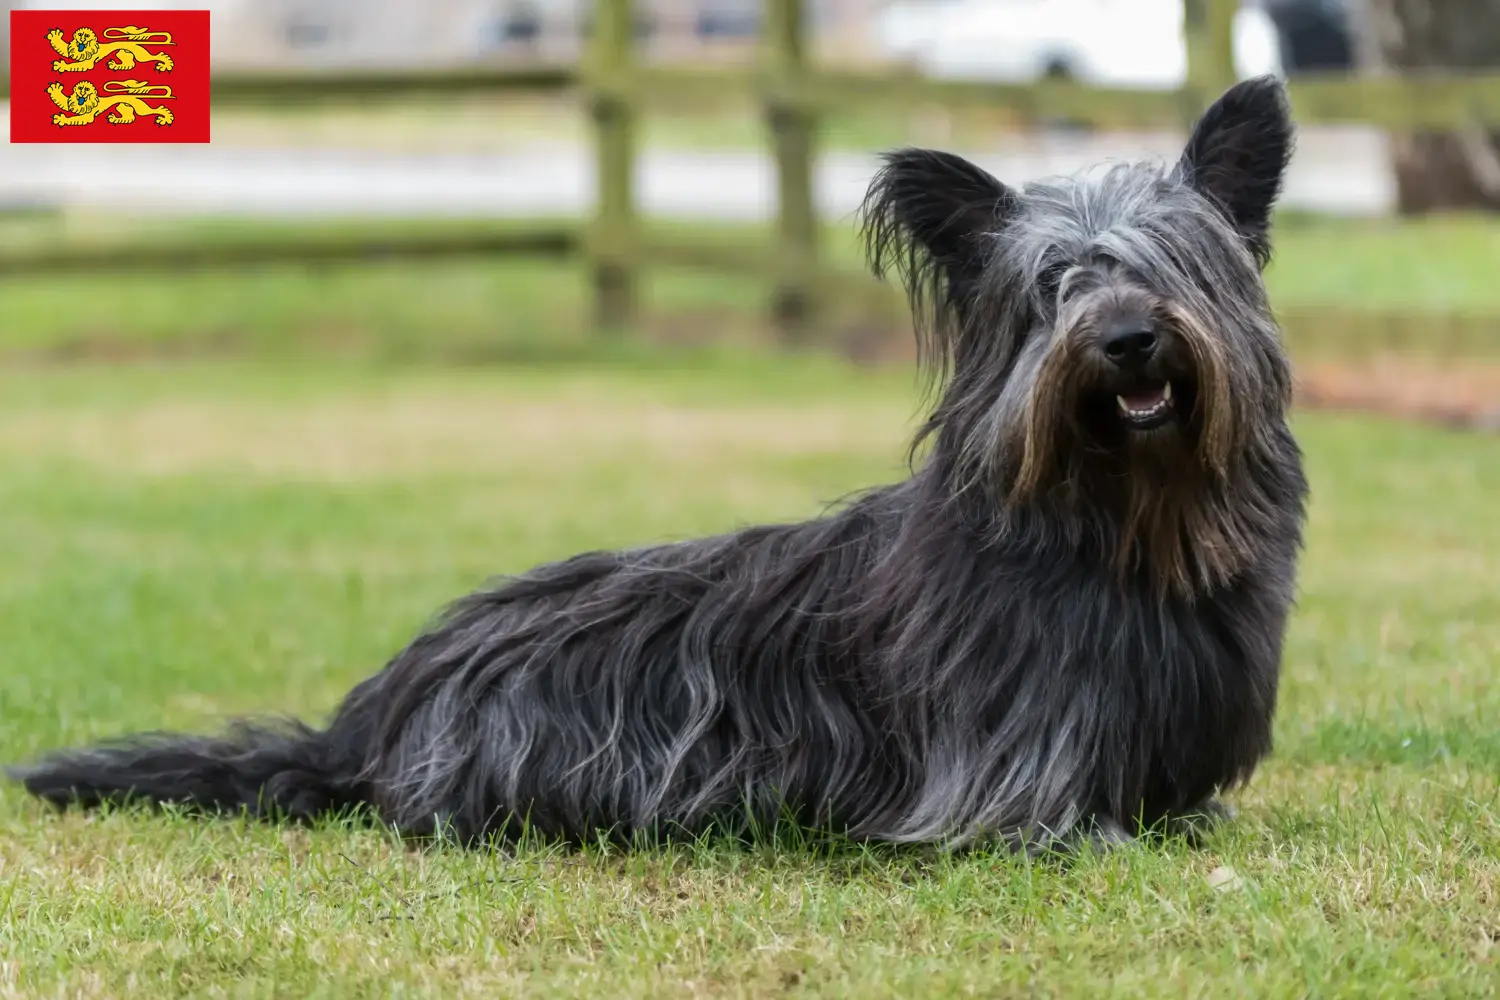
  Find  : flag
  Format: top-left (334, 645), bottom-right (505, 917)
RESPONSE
top-left (9, 9), bottom-right (211, 143)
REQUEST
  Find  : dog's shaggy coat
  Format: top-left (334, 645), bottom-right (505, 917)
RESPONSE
top-left (12, 78), bottom-right (1308, 851)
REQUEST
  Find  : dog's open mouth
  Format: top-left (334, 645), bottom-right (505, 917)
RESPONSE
top-left (1115, 380), bottom-right (1176, 430)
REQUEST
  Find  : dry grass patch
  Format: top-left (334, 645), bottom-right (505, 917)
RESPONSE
top-left (0, 389), bottom-right (914, 482)
top-left (1296, 355), bottom-right (1500, 430)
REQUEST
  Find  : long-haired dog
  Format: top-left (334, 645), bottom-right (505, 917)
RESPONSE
top-left (12, 78), bottom-right (1307, 852)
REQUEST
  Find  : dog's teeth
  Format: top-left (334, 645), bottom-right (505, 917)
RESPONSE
top-left (1163, 382), bottom-right (1173, 401)
top-left (1117, 395), bottom-right (1129, 411)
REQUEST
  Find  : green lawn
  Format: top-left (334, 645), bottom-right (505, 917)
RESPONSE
top-left (0, 358), bottom-right (1496, 997)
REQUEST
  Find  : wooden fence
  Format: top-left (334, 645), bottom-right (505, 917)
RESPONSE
top-left (3, 0), bottom-right (1500, 345)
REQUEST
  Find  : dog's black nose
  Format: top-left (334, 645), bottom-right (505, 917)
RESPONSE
top-left (1102, 323), bottom-right (1158, 369)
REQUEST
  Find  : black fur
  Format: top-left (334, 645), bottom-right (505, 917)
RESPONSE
top-left (1173, 75), bottom-right (1295, 267)
top-left (10, 78), bottom-right (1307, 853)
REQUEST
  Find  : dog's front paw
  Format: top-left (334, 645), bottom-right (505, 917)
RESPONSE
top-left (1079, 815), bottom-right (1135, 852)
top-left (1164, 799), bottom-right (1236, 845)
top-left (1019, 814), bottom-right (1135, 858)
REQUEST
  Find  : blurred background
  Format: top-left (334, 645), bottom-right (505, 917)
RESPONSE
top-left (0, 0), bottom-right (1495, 417)
top-left (4, 8), bottom-right (1498, 991)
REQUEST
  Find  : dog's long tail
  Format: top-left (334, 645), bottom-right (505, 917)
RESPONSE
top-left (7, 717), bottom-right (373, 822)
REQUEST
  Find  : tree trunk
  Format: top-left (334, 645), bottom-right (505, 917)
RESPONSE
top-left (1359, 0), bottom-right (1500, 213)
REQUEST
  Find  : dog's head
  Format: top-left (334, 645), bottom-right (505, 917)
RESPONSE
top-left (862, 77), bottom-right (1300, 590)
top-left (864, 77), bottom-right (1296, 491)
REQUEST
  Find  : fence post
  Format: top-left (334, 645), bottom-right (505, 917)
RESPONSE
top-left (764, 0), bottom-right (818, 344)
top-left (1183, 0), bottom-right (1238, 118)
top-left (588, 0), bottom-right (637, 332)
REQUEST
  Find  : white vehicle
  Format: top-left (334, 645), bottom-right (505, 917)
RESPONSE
top-left (874, 0), bottom-right (1283, 90)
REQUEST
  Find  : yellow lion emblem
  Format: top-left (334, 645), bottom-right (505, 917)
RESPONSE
top-left (48, 80), bottom-right (175, 127)
top-left (46, 26), bottom-right (175, 73)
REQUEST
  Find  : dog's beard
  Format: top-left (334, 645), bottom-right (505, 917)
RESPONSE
top-left (1011, 304), bottom-right (1240, 487)
top-left (997, 307), bottom-right (1255, 596)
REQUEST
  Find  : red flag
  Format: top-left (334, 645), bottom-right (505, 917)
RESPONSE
top-left (9, 9), bottom-right (211, 143)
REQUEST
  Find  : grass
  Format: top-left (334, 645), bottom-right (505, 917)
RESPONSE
top-left (1, 211), bottom-right (1499, 363)
top-left (0, 356), bottom-right (1497, 997)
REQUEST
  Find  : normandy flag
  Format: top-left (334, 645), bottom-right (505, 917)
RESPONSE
top-left (9, 9), bottom-right (211, 143)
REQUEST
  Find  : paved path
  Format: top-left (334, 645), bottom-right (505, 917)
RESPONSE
top-left (0, 124), bottom-right (1394, 219)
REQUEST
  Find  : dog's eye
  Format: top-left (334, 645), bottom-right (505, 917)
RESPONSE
top-left (1038, 262), bottom-right (1069, 299)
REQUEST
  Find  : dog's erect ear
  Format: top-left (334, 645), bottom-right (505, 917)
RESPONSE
top-left (859, 148), bottom-right (1015, 304)
top-left (1177, 76), bottom-right (1295, 267)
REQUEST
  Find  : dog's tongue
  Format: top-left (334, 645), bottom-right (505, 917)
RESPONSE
top-left (1120, 385), bottom-right (1167, 409)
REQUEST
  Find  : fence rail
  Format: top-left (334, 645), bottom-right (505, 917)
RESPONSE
top-left (4, 0), bottom-right (1500, 344)
top-left (0, 222), bottom-right (577, 276)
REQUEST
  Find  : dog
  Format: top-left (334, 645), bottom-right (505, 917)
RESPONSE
top-left (12, 77), bottom-right (1307, 853)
